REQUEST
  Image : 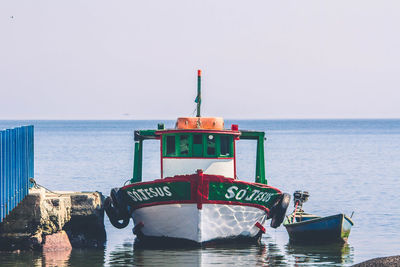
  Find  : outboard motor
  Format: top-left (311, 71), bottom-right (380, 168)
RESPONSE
top-left (293, 190), bottom-right (309, 210)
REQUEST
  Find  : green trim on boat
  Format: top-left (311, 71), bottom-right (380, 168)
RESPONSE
top-left (162, 133), bottom-right (233, 158)
top-left (208, 182), bottom-right (280, 207)
top-left (240, 131), bottom-right (266, 184)
top-left (130, 128), bottom-right (268, 185)
top-left (123, 181), bottom-right (191, 206)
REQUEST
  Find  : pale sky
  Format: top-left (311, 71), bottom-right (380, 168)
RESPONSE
top-left (1, 1), bottom-right (399, 120)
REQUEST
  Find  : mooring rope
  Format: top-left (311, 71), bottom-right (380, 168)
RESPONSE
top-left (29, 178), bottom-right (71, 197)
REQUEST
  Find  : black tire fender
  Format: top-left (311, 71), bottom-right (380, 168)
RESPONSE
top-left (110, 188), bottom-right (130, 218)
top-left (270, 193), bottom-right (291, 229)
top-left (104, 196), bottom-right (130, 229)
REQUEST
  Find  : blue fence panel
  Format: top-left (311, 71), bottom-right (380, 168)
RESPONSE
top-left (0, 125), bottom-right (34, 223)
top-left (0, 131), bottom-right (3, 222)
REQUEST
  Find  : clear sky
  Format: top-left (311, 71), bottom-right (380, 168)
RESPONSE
top-left (1, 1), bottom-right (399, 120)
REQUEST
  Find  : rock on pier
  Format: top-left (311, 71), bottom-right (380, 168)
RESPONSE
top-left (0, 188), bottom-right (106, 251)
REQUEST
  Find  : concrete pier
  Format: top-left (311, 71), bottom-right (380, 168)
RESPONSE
top-left (0, 188), bottom-right (106, 251)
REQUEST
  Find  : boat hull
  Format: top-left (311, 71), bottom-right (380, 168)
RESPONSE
top-left (284, 214), bottom-right (354, 243)
top-left (120, 173), bottom-right (283, 244)
top-left (132, 203), bottom-right (266, 244)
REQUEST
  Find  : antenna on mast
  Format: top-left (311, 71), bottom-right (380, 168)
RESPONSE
top-left (195, 70), bottom-right (201, 117)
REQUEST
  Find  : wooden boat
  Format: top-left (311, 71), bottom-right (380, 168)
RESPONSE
top-left (283, 191), bottom-right (354, 244)
top-left (104, 70), bottom-right (290, 245)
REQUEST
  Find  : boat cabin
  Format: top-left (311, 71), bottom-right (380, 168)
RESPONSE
top-left (160, 117), bottom-right (239, 179)
top-left (131, 117), bottom-right (268, 185)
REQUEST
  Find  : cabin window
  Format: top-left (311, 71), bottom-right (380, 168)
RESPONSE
top-left (192, 134), bottom-right (203, 157)
top-left (207, 134), bottom-right (216, 156)
top-left (220, 135), bottom-right (231, 156)
top-left (163, 133), bottom-right (234, 158)
top-left (193, 134), bottom-right (202, 144)
top-left (179, 135), bottom-right (189, 155)
top-left (166, 135), bottom-right (176, 156)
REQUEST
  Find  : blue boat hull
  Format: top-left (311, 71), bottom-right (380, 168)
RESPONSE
top-left (284, 213), bottom-right (353, 243)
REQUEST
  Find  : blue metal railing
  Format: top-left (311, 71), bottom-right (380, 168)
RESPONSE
top-left (0, 125), bottom-right (34, 223)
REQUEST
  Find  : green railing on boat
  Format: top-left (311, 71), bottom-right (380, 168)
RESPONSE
top-left (131, 129), bottom-right (267, 185)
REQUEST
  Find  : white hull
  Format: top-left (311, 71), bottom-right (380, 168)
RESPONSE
top-left (132, 203), bottom-right (267, 243)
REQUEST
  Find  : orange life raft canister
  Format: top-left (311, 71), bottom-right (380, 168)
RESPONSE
top-left (175, 117), bottom-right (224, 130)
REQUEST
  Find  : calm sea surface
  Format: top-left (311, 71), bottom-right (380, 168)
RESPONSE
top-left (1, 119), bottom-right (399, 266)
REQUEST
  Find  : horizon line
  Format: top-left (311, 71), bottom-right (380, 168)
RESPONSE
top-left (1, 117), bottom-right (400, 121)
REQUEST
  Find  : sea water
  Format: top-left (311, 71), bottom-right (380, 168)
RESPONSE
top-left (0, 119), bottom-right (399, 266)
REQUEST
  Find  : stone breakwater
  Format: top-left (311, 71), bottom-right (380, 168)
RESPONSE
top-left (0, 188), bottom-right (106, 251)
top-left (352, 256), bottom-right (400, 267)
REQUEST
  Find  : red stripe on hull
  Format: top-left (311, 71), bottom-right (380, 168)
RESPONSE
top-left (122, 173), bottom-right (282, 193)
top-left (131, 200), bottom-right (271, 213)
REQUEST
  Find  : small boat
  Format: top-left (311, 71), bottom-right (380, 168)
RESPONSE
top-left (104, 70), bottom-right (290, 245)
top-left (283, 191), bottom-right (354, 244)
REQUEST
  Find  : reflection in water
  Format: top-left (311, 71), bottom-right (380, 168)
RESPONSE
top-left (264, 242), bottom-right (287, 266)
top-left (68, 249), bottom-right (105, 267)
top-left (0, 237), bottom-right (354, 266)
top-left (43, 249), bottom-right (71, 267)
top-left (106, 237), bottom-right (354, 266)
top-left (107, 242), bottom-right (136, 266)
top-left (106, 239), bottom-right (288, 267)
top-left (0, 247), bottom-right (105, 267)
top-left (0, 251), bottom-right (43, 267)
top-left (285, 242), bottom-right (354, 266)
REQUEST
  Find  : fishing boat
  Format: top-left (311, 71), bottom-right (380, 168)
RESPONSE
top-left (283, 191), bottom-right (354, 244)
top-left (104, 70), bottom-right (290, 245)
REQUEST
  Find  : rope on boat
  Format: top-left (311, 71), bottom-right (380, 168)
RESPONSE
top-left (292, 202), bottom-right (299, 223)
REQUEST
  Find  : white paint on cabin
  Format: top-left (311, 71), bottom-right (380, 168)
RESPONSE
top-left (162, 158), bottom-right (234, 178)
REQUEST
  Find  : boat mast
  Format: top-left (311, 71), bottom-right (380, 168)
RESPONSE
top-left (196, 69), bottom-right (201, 117)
